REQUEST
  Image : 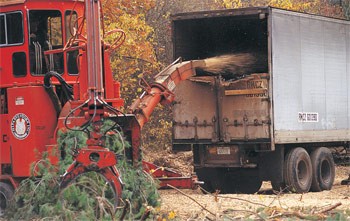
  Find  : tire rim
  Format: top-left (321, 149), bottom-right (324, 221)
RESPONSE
top-left (320, 159), bottom-right (331, 184)
top-left (297, 160), bottom-right (308, 186)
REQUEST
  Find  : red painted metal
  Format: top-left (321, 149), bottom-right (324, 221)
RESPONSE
top-left (129, 60), bottom-right (203, 128)
top-left (143, 161), bottom-right (200, 189)
top-left (0, 115), bottom-right (11, 165)
top-left (60, 163), bottom-right (123, 204)
top-left (60, 144), bottom-right (123, 203)
top-left (0, 0), bottom-right (85, 88)
top-left (143, 161), bottom-right (182, 178)
top-left (7, 85), bottom-right (57, 177)
top-left (75, 148), bottom-right (117, 169)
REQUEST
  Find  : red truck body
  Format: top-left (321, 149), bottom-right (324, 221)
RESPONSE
top-left (1, 0), bottom-right (200, 213)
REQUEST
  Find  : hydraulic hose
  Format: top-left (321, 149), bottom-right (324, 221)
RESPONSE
top-left (43, 71), bottom-right (74, 117)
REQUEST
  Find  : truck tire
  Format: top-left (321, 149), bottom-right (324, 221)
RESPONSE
top-left (284, 147), bottom-right (312, 193)
top-left (0, 182), bottom-right (14, 216)
top-left (310, 147), bottom-right (335, 192)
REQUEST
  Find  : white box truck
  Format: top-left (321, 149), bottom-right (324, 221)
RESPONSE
top-left (171, 7), bottom-right (350, 193)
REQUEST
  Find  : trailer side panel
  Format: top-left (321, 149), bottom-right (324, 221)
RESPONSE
top-left (271, 8), bottom-right (350, 143)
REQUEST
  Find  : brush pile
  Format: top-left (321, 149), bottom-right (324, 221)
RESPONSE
top-left (5, 119), bottom-right (160, 220)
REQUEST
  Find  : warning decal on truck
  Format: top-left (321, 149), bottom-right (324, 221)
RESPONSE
top-left (11, 113), bottom-right (31, 140)
top-left (298, 112), bottom-right (319, 122)
top-left (225, 79), bottom-right (268, 98)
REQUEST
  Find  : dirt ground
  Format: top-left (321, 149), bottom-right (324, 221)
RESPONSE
top-left (147, 150), bottom-right (350, 220)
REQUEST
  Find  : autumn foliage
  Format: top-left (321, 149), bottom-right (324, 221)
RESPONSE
top-left (101, 0), bottom-right (160, 106)
top-left (218, 0), bottom-right (349, 19)
top-left (100, 0), bottom-right (177, 152)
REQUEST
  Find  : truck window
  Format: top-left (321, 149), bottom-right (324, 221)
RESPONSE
top-left (65, 11), bottom-right (79, 75)
top-left (65, 11), bottom-right (78, 41)
top-left (0, 15), bottom-right (5, 45)
top-left (48, 16), bottom-right (62, 46)
top-left (12, 52), bottom-right (27, 77)
top-left (29, 10), bottom-right (64, 75)
top-left (0, 12), bottom-right (23, 46)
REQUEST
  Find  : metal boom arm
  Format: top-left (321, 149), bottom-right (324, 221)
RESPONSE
top-left (129, 59), bottom-right (205, 128)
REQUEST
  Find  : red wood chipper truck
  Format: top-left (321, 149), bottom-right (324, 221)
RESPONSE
top-left (0, 0), bottom-right (208, 214)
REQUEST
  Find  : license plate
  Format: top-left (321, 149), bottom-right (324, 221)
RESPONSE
top-left (217, 147), bottom-right (230, 155)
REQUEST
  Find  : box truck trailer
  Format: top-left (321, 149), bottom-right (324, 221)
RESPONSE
top-left (171, 7), bottom-right (350, 193)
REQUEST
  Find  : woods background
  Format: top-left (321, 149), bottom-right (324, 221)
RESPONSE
top-left (102, 0), bottom-right (350, 153)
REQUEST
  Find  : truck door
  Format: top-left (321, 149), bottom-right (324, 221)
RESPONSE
top-left (173, 76), bottom-right (220, 143)
top-left (220, 73), bottom-right (271, 142)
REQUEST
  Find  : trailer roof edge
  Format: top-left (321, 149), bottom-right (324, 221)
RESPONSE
top-left (171, 7), bottom-right (269, 20)
top-left (171, 6), bottom-right (350, 22)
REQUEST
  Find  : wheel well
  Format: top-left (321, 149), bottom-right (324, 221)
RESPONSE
top-left (0, 178), bottom-right (18, 190)
top-left (0, 180), bottom-right (12, 188)
top-left (284, 143), bottom-right (345, 154)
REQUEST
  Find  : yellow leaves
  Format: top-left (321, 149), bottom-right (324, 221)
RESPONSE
top-left (167, 211), bottom-right (176, 220)
top-left (217, 0), bottom-right (346, 19)
top-left (223, 0), bottom-right (243, 8)
top-left (258, 194), bottom-right (265, 201)
top-left (268, 0), bottom-right (345, 18)
top-left (101, 1), bottom-right (159, 66)
top-left (155, 210), bottom-right (177, 221)
top-left (100, 0), bottom-right (161, 106)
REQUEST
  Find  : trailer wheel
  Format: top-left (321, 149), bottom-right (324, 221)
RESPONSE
top-left (284, 147), bottom-right (312, 193)
top-left (0, 182), bottom-right (14, 216)
top-left (310, 147), bottom-right (335, 192)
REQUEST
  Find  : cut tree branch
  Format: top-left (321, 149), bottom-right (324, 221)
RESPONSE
top-left (167, 184), bottom-right (216, 216)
